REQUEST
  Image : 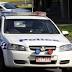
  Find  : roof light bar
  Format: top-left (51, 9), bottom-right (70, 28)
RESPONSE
top-left (34, 11), bottom-right (46, 16)
top-left (0, 11), bottom-right (46, 17)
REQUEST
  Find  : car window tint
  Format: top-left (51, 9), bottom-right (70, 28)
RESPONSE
top-left (4, 19), bottom-right (60, 34)
top-left (0, 6), bottom-right (3, 11)
top-left (4, 3), bottom-right (16, 9)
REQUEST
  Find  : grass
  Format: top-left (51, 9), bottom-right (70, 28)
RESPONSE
top-left (57, 24), bottom-right (72, 41)
top-left (18, 4), bottom-right (32, 8)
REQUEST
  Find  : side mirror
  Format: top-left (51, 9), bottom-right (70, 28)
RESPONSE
top-left (62, 31), bottom-right (69, 36)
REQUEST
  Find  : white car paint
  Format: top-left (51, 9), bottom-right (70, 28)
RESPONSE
top-left (0, 13), bottom-right (72, 69)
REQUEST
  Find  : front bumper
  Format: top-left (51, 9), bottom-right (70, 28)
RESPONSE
top-left (3, 50), bottom-right (72, 68)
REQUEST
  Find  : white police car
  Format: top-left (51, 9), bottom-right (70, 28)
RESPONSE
top-left (0, 12), bottom-right (72, 72)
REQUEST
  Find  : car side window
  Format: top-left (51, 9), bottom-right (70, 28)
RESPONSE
top-left (0, 6), bottom-right (3, 11)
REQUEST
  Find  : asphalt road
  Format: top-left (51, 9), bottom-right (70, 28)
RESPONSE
top-left (3, 68), bottom-right (63, 72)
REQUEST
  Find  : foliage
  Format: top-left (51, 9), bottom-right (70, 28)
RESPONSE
top-left (0, 0), bottom-right (32, 8)
top-left (58, 24), bottom-right (72, 41)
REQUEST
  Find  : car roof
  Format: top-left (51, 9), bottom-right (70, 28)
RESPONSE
top-left (2, 12), bottom-right (50, 19)
top-left (5, 16), bottom-right (49, 20)
top-left (0, 11), bottom-right (51, 20)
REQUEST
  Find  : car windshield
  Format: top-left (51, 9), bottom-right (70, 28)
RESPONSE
top-left (4, 19), bottom-right (60, 34)
top-left (4, 3), bottom-right (17, 9)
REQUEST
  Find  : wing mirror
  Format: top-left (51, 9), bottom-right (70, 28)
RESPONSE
top-left (62, 31), bottom-right (69, 36)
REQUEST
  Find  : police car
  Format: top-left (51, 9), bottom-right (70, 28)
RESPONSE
top-left (0, 2), bottom-right (31, 12)
top-left (0, 12), bottom-right (72, 72)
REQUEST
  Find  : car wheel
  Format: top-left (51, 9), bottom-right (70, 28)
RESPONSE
top-left (0, 48), bottom-right (5, 72)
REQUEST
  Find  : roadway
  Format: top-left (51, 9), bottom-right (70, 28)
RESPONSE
top-left (3, 67), bottom-right (63, 72)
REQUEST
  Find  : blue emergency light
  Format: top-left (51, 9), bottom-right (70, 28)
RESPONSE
top-left (35, 48), bottom-right (40, 54)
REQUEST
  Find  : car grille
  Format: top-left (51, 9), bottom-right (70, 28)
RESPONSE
top-left (30, 60), bottom-right (57, 64)
top-left (29, 46), bottom-right (57, 64)
top-left (29, 46), bottom-right (56, 51)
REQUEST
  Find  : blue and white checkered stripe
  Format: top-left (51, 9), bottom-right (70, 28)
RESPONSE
top-left (0, 41), bottom-right (7, 49)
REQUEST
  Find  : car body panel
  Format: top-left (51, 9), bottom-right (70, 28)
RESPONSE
top-left (0, 13), bottom-right (72, 68)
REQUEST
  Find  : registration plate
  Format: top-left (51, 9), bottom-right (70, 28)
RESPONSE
top-left (36, 57), bottom-right (51, 62)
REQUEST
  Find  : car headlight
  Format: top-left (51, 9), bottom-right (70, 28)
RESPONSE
top-left (8, 44), bottom-right (26, 51)
top-left (60, 44), bottom-right (72, 51)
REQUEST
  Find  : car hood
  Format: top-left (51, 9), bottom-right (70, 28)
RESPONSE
top-left (4, 34), bottom-right (70, 47)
